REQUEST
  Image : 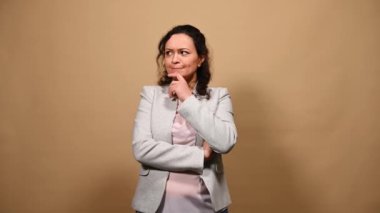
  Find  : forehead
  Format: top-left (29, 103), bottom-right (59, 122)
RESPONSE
top-left (165, 33), bottom-right (196, 49)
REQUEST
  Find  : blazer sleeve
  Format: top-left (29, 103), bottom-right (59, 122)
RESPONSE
top-left (132, 86), bottom-right (204, 174)
top-left (178, 88), bottom-right (237, 154)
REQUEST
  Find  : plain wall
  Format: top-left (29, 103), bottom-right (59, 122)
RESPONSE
top-left (1, 0), bottom-right (379, 212)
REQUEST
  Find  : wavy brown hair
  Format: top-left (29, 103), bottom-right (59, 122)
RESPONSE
top-left (156, 24), bottom-right (211, 98)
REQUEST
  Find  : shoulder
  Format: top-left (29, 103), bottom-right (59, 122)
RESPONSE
top-left (208, 87), bottom-right (229, 93)
top-left (140, 85), bottom-right (166, 94)
top-left (207, 87), bottom-right (230, 99)
top-left (139, 85), bottom-right (166, 101)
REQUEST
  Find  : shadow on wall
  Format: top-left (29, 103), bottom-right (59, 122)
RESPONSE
top-left (226, 83), bottom-right (316, 213)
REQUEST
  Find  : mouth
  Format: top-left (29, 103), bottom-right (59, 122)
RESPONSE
top-left (167, 67), bottom-right (183, 73)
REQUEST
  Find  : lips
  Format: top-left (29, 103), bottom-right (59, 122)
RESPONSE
top-left (167, 67), bottom-right (183, 73)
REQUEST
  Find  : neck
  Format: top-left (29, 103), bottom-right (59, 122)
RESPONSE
top-left (187, 74), bottom-right (197, 90)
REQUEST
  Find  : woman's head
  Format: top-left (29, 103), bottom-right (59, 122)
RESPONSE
top-left (157, 24), bottom-right (211, 97)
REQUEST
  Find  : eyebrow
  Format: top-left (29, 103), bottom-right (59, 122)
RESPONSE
top-left (165, 48), bottom-right (191, 51)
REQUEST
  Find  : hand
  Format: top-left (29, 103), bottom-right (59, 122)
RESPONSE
top-left (168, 72), bottom-right (192, 101)
top-left (203, 141), bottom-right (213, 161)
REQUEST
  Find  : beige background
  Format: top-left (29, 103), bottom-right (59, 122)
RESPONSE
top-left (1, 0), bottom-right (379, 212)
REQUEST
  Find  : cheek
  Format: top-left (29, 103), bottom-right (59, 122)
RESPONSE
top-left (163, 57), bottom-right (170, 65)
top-left (186, 58), bottom-right (199, 67)
top-left (163, 59), bottom-right (171, 70)
top-left (183, 65), bottom-right (198, 76)
top-left (187, 60), bottom-right (199, 70)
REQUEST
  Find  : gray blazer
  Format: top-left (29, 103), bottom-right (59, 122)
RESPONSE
top-left (132, 86), bottom-right (237, 213)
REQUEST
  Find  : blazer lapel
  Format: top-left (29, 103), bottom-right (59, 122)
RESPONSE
top-left (152, 86), bottom-right (213, 147)
top-left (152, 86), bottom-right (177, 144)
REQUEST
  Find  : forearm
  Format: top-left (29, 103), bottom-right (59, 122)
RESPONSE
top-left (132, 139), bottom-right (204, 173)
top-left (133, 86), bottom-right (204, 173)
top-left (178, 92), bottom-right (237, 153)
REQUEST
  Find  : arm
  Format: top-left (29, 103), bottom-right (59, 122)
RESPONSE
top-left (132, 86), bottom-right (204, 174)
top-left (178, 88), bottom-right (237, 154)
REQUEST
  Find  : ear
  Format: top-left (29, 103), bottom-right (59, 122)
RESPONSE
top-left (198, 56), bottom-right (205, 67)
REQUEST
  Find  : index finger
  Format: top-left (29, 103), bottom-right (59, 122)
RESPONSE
top-left (175, 73), bottom-right (186, 82)
top-left (168, 72), bottom-right (179, 80)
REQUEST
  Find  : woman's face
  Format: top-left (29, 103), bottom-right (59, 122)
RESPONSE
top-left (164, 33), bottom-right (204, 82)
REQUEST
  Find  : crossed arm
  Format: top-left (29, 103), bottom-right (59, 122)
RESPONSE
top-left (132, 87), bottom-right (237, 174)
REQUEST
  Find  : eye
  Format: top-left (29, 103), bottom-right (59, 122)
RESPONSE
top-left (180, 50), bottom-right (189, 56)
top-left (164, 50), bottom-right (173, 57)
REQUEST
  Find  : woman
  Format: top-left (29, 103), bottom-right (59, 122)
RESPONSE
top-left (132, 24), bottom-right (237, 213)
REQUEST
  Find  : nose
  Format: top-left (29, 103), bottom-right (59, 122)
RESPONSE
top-left (171, 53), bottom-right (180, 64)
